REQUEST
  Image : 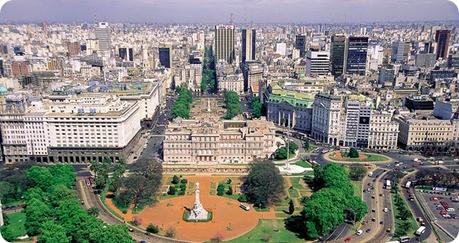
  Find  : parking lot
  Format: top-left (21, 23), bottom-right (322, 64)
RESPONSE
top-left (420, 191), bottom-right (459, 237)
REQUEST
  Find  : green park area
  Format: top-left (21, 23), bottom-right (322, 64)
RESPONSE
top-left (327, 148), bottom-right (390, 162)
top-left (159, 175), bottom-right (189, 200)
top-left (228, 219), bottom-right (304, 243)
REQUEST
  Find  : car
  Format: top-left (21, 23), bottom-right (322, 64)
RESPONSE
top-left (371, 196), bottom-right (375, 199)
top-left (380, 221), bottom-right (383, 225)
top-left (366, 229), bottom-right (371, 233)
top-left (129, 228), bottom-right (134, 232)
top-left (356, 229), bottom-right (364, 236)
top-left (386, 228), bottom-right (391, 232)
top-left (383, 208), bottom-right (389, 213)
top-left (371, 217), bottom-right (376, 222)
top-left (372, 209), bottom-right (376, 212)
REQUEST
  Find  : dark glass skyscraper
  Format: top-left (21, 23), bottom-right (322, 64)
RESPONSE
top-left (159, 47), bottom-right (171, 68)
top-left (119, 47), bottom-right (133, 61)
top-left (295, 35), bottom-right (306, 57)
top-left (435, 30), bottom-right (451, 60)
top-left (346, 36), bottom-right (368, 76)
top-left (331, 34), bottom-right (347, 77)
top-left (241, 29), bottom-right (256, 63)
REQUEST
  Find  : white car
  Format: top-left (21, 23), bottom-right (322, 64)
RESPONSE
top-left (383, 208), bottom-right (389, 213)
top-left (356, 229), bottom-right (363, 236)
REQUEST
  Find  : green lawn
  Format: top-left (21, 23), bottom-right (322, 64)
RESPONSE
top-left (294, 160), bottom-right (312, 168)
top-left (329, 152), bottom-right (390, 162)
top-left (1, 212), bottom-right (27, 240)
top-left (227, 219), bottom-right (303, 243)
top-left (351, 181), bottom-right (363, 199)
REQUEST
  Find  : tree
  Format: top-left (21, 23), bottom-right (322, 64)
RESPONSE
top-left (251, 97), bottom-right (262, 118)
top-left (168, 186), bottom-right (176, 195)
top-left (26, 166), bottom-right (54, 191)
top-left (274, 147), bottom-right (288, 160)
top-left (146, 224), bottom-right (159, 234)
top-left (172, 175), bottom-right (180, 184)
top-left (348, 165), bottom-right (368, 181)
top-left (25, 198), bottom-right (52, 235)
top-left (90, 224), bottom-right (133, 243)
top-left (303, 140), bottom-right (311, 151)
top-left (243, 160), bottom-right (284, 208)
top-left (288, 199), bottom-right (295, 214)
top-left (90, 158), bottom-right (111, 189)
top-left (348, 148), bottom-right (360, 158)
top-left (124, 159), bottom-right (163, 207)
top-left (226, 186), bottom-right (233, 195)
top-left (88, 207), bottom-right (100, 216)
top-left (38, 221), bottom-right (70, 243)
top-left (0, 181), bottom-right (15, 203)
top-left (217, 184), bottom-right (225, 196)
top-left (172, 86), bottom-right (193, 119)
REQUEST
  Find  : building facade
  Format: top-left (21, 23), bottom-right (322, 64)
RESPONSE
top-left (241, 29), bottom-right (256, 63)
top-left (368, 110), bottom-right (399, 150)
top-left (331, 34), bottom-right (347, 77)
top-left (311, 93), bottom-right (343, 146)
top-left (163, 118), bottom-right (276, 164)
top-left (346, 36), bottom-right (368, 76)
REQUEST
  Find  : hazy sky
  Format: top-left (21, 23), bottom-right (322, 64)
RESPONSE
top-left (0, 0), bottom-right (458, 23)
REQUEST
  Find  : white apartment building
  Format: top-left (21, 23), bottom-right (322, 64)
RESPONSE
top-left (306, 50), bottom-right (330, 77)
top-left (311, 93), bottom-right (343, 146)
top-left (343, 97), bottom-right (372, 148)
top-left (368, 110), bottom-right (399, 150)
top-left (0, 94), bottom-right (143, 164)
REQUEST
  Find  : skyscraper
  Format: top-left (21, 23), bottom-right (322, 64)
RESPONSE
top-left (159, 47), bottom-right (171, 68)
top-left (295, 35), bottom-right (306, 57)
top-left (331, 34), bottom-right (347, 77)
top-left (94, 22), bottom-right (111, 52)
top-left (391, 41), bottom-right (410, 63)
top-left (306, 49), bottom-right (330, 77)
top-left (119, 47), bottom-right (134, 62)
top-left (214, 25), bottom-right (235, 64)
top-left (435, 30), bottom-right (451, 60)
top-left (346, 36), bottom-right (369, 76)
top-left (241, 29), bottom-right (256, 63)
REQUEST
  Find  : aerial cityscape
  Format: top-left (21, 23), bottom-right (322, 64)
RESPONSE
top-left (0, 0), bottom-right (459, 243)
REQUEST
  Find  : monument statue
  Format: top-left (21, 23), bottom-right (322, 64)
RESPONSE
top-left (187, 182), bottom-right (209, 221)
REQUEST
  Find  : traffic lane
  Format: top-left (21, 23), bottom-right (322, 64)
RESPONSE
top-left (325, 223), bottom-right (352, 241)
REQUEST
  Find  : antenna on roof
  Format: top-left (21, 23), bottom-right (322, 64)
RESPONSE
top-left (230, 13), bottom-right (234, 25)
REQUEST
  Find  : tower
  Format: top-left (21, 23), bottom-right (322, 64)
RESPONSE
top-left (241, 29), bottom-right (256, 63)
top-left (94, 22), bottom-right (111, 52)
top-left (214, 25), bottom-right (235, 64)
top-left (435, 29), bottom-right (451, 60)
top-left (295, 34), bottom-right (306, 57)
top-left (346, 36), bottom-right (368, 76)
top-left (331, 34), bottom-right (347, 77)
top-left (159, 46), bottom-right (171, 68)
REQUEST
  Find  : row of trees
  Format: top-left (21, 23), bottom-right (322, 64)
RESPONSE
top-left (171, 86), bottom-right (193, 119)
top-left (250, 96), bottom-right (262, 118)
top-left (201, 47), bottom-right (217, 93)
top-left (2, 164), bottom-right (133, 243)
top-left (299, 164), bottom-right (368, 239)
top-left (223, 91), bottom-right (242, 119)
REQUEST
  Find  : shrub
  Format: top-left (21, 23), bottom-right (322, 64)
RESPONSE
top-left (165, 227), bottom-right (176, 238)
top-left (146, 224), bottom-right (159, 234)
top-left (168, 186), bottom-right (176, 195)
top-left (171, 175), bottom-right (180, 184)
top-left (180, 178), bottom-right (188, 184)
top-left (238, 194), bottom-right (248, 202)
top-left (217, 184), bottom-right (225, 196)
top-left (226, 186), bottom-right (233, 195)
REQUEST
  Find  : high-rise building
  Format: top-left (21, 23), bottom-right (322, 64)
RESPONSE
top-left (435, 29), bottom-right (451, 60)
top-left (94, 22), bottom-right (111, 52)
top-left (119, 47), bottom-right (134, 62)
top-left (159, 47), bottom-right (171, 68)
top-left (0, 59), bottom-right (4, 77)
top-left (391, 41), bottom-right (410, 63)
top-left (331, 34), bottom-right (347, 77)
top-left (305, 50), bottom-right (330, 76)
top-left (346, 36), bottom-right (369, 76)
top-left (214, 25), bottom-right (235, 64)
top-left (295, 35), bottom-right (306, 57)
top-left (241, 29), bottom-right (256, 63)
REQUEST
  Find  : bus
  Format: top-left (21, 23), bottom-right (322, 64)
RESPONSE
top-left (385, 180), bottom-right (391, 189)
top-left (415, 226), bottom-right (426, 236)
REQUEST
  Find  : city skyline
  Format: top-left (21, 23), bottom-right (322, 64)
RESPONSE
top-left (0, 0), bottom-right (458, 24)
